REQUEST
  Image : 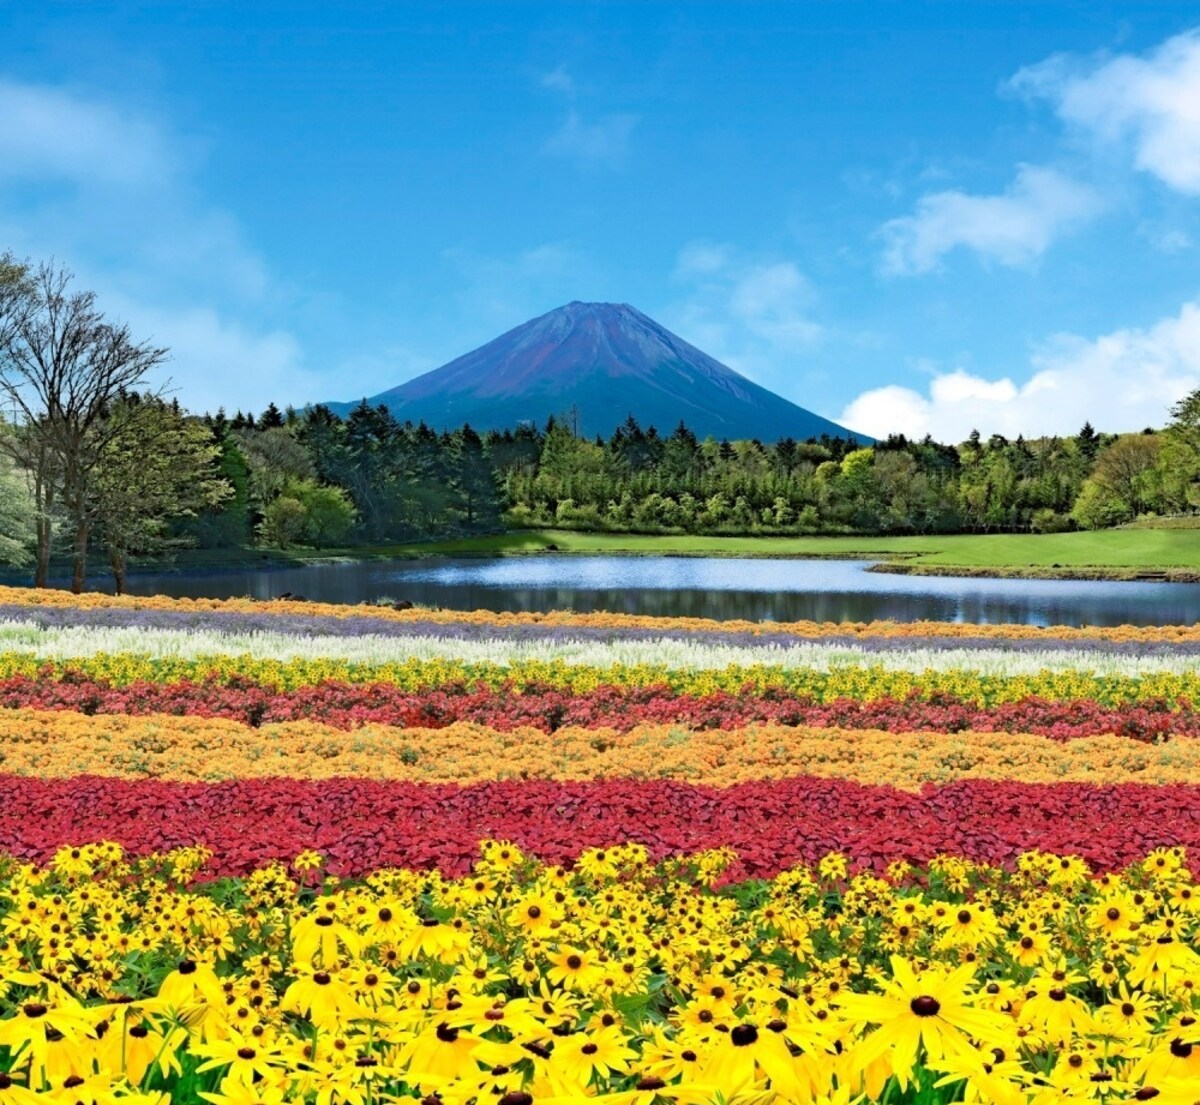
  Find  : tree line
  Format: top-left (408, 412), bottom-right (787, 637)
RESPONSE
top-left (3, 254), bottom-right (1200, 592)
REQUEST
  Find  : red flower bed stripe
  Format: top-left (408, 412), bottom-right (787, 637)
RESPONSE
top-left (0, 675), bottom-right (1192, 741)
top-left (2, 776), bottom-right (1197, 879)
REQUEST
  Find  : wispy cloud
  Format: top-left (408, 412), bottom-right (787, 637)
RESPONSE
top-left (539, 62), bottom-right (638, 168)
top-left (540, 64), bottom-right (574, 94)
top-left (1013, 28), bottom-right (1200, 195)
top-left (840, 298), bottom-right (1200, 440)
top-left (0, 78), bottom-right (174, 186)
top-left (880, 164), bottom-right (1103, 275)
top-left (0, 76), bottom-right (319, 414)
top-left (667, 242), bottom-right (823, 388)
top-left (543, 109), bottom-right (638, 167)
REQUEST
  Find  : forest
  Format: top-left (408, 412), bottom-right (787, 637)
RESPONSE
top-left (3, 256), bottom-right (1200, 592)
top-left (183, 392), bottom-right (1199, 553)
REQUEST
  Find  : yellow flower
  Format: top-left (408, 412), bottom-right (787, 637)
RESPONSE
top-left (839, 956), bottom-right (1011, 1090)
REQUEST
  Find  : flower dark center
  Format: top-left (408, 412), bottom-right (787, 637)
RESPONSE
top-left (909, 996), bottom-right (941, 1017)
top-left (731, 1025), bottom-right (759, 1046)
top-left (436, 1023), bottom-right (459, 1043)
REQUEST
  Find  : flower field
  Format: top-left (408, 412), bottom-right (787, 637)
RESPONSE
top-left (3, 587), bottom-right (1200, 1104)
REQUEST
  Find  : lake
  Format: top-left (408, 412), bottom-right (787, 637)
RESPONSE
top-left (107, 555), bottom-right (1200, 627)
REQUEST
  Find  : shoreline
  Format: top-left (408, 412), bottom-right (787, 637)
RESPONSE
top-left (4, 543), bottom-right (1198, 588)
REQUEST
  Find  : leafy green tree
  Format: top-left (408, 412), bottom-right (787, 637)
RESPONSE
top-left (257, 494), bottom-right (307, 547)
top-left (255, 478), bottom-right (355, 549)
top-left (1087, 433), bottom-right (1163, 519)
top-left (295, 480), bottom-right (356, 547)
top-left (0, 430), bottom-right (35, 566)
top-left (0, 260), bottom-right (168, 590)
top-left (90, 396), bottom-right (232, 593)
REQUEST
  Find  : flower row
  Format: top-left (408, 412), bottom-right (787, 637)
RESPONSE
top-left (9, 600), bottom-right (1200, 660)
top-left (6, 653), bottom-right (1199, 705)
top-left (2, 839), bottom-right (1199, 1105)
top-left (7, 707), bottom-right (1200, 787)
top-left (2, 775), bottom-right (1198, 877)
top-left (2, 672), bottom-right (1195, 739)
top-left (10, 618), bottom-right (1200, 677)
top-left (4, 580), bottom-right (1198, 640)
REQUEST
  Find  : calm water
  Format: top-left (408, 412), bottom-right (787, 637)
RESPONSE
top-left (104, 556), bottom-right (1200, 627)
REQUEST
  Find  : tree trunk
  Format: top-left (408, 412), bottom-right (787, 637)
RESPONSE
top-left (108, 545), bottom-right (127, 596)
top-left (34, 516), bottom-right (51, 588)
top-left (71, 518), bottom-right (88, 594)
top-left (33, 465), bottom-right (51, 588)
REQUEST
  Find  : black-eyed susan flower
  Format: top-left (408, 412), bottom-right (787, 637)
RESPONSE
top-left (838, 956), bottom-right (1012, 1090)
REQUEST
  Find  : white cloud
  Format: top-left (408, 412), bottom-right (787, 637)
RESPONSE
top-left (1014, 29), bottom-right (1200, 194)
top-left (666, 243), bottom-right (822, 387)
top-left (880, 165), bottom-right (1103, 274)
top-left (543, 109), bottom-right (638, 166)
top-left (674, 242), bottom-right (732, 278)
top-left (106, 302), bottom-right (314, 415)
top-left (541, 65), bottom-right (574, 94)
top-left (0, 76), bottom-right (313, 413)
top-left (0, 78), bottom-right (174, 186)
top-left (840, 299), bottom-right (1200, 440)
top-left (728, 262), bottom-right (822, 347)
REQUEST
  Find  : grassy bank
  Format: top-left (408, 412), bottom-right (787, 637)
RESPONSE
top-left (188, 527), bottom-right (1200, 580)
top-left (403, 528), bottom-right (1200, 580)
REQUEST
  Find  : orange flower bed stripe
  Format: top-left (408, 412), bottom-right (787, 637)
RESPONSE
top-left (1, 583), bottom-right (1197, 641)
top-left (5, 706), bottom-right (1199, 787)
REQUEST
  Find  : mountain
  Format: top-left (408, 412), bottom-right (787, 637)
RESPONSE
top-left (328, 301), bottom-right (867, 442)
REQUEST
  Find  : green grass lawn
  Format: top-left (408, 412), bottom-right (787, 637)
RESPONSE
top-left (41, 526), bottom-right (1184, 584)
top-left (293, 528), bottom-right (1199, 572)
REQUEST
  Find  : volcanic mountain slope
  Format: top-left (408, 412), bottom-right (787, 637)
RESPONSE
top-left (330, 301), bottom-right (866, 441)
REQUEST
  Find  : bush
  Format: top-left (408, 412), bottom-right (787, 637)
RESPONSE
top-left (1030, 508), bottom-right (1072, 534)
top-left (257, 496), bottom-right (307, 547)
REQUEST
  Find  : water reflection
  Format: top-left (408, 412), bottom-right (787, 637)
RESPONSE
top-left (106, 556), bottom-right (1200, 628)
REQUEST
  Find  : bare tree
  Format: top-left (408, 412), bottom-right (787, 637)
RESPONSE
top-left (0, 260), bottom-right (168, 591)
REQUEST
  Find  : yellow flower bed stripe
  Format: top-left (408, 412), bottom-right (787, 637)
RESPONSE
top-left (4, 651), bottom-right (1199, 705)
top-left (2, 582), bottom-right (1198, 641)
top-left (5, 706), bottom-right (1200, 787)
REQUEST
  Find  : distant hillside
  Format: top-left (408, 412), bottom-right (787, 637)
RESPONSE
top-left (328, 301), bottom-right (868, 441)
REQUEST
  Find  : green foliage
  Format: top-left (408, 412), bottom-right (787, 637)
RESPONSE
top-left (90, 395), bottom-right (232, 590)
top-left (255, 478), bottom-right (355, 549)
top-left (257, 493), bottom-right (308, 548)
top-left (0, 438), bottom-right (34, 566)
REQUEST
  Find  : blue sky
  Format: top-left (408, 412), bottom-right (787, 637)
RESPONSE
top-left (2, 1), bottom-right (1199, 441)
